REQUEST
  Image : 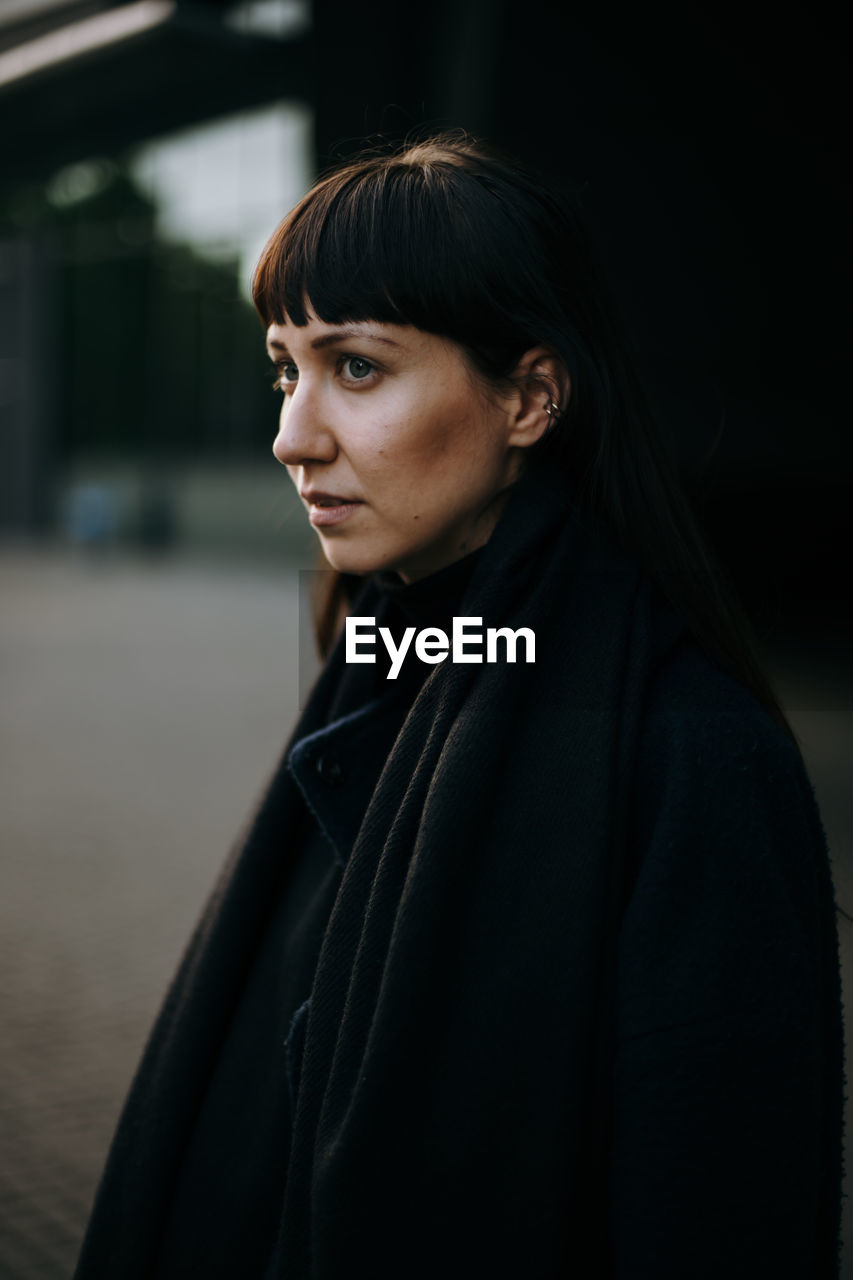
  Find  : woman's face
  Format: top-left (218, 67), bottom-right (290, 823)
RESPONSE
top-left (267, 309), bottom-right (528, 582)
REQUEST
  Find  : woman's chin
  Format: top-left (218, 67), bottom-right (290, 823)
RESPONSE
top-left (318, 540), bottom-right (393, 578)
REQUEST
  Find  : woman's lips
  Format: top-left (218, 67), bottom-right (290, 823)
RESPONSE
top-left (307, 499), bottom-right (364, 527)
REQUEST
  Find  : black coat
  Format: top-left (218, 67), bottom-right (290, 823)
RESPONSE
top-left (74, 464), bottom-right (844, 1278)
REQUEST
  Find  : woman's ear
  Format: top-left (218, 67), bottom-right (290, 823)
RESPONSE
top-left (506, 347), bottom-right (571, 449)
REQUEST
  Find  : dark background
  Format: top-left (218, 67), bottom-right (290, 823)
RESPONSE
top-left (0, 2), bottom-right (850, 1276)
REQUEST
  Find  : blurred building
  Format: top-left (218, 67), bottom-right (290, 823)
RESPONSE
top-left (0, 0), bottom-right (316, 559)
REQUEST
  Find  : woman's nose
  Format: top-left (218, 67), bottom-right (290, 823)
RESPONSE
top-left (272, 391), bottom-right (337, 467)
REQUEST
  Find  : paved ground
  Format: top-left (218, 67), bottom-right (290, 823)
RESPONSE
top-left (1, 545), bottom-right (851, 1278)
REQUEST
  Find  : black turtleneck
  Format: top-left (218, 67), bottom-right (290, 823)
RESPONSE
top-left (152, 546), bottom-right (485, 1279)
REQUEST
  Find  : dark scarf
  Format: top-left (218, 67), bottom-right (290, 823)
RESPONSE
top-left (75, 462), bottom-right (698, 1277)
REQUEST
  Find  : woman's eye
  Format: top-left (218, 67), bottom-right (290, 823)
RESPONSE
top-left (271, 360), bottom-right (298, 391)
top-left (343, 356), bottom-right (374, 381)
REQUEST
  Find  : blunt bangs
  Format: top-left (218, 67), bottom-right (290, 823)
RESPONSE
top-left (251, 148), bottom-right (549, 363)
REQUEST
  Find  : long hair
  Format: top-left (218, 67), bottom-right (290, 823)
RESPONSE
top-left (253, 132), bottom-right (795, 741)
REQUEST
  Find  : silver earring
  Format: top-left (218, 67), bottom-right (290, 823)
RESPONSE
top-left (545, 400), bottom-right (560, 419)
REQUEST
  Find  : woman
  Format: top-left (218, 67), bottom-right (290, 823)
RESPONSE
top-left (75, 135), bottom-right (844, 1278)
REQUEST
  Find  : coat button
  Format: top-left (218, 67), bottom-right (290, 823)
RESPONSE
top-left (315, 754), bottom-right (343, 785)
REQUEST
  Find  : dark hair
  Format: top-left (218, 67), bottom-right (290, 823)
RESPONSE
top-left (253, 132), bottom-right (795, 742)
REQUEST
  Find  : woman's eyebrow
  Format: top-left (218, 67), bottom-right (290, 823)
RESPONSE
top-left (310, 329), bottom-right (404, 351)
top-left (266, 329), bottom-right (404, 359)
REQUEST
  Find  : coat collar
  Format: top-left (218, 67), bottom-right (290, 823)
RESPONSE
top-left (287, 687), bottom-right (410, 869)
